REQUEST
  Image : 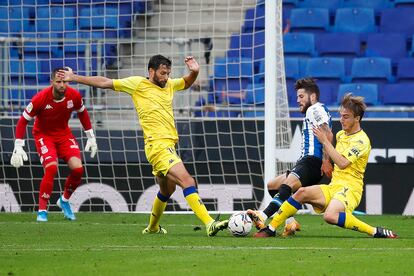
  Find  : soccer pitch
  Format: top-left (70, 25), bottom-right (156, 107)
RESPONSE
top-left (0, 213), bottom-right (413, 275)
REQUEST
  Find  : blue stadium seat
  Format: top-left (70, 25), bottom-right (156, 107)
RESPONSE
top-left (393, 0), bottom-right (414, 8)
top-left (365, 111), bottom-right (410, 118)
top-left (364, 33), bottom-right (407, 65)
top-left (297, 0), bottom-right (343, 14)
top-left (289, 8), bottom-right (330, 33)
top-left (242, 84), bottom-right (264, 117)
top-left (283, 0), bottom-right (298, 9)
top-left (283, 33), bottom-right (315, 57)
top-left (350, 58), bottom-right (392, 85)
top-left (396, 58), bottom-right (414, 82)
top-left (36, 6), bottom-right (76, 33)
top-left (381, 83), bottom-right (414, 105)
top-left (305, 58), bottom-right (346, 82)
top-left (8, 6), bottom-right (33, 34)
top-left (0, 6), bottom-right (8, 35)
top-left (243, 3), bottom-right (265, 32)
top-left (380, 8), bottom-right (414, 36)
top-left (337, 83), bottom-right (379, 105)
top-left (334, 8), bottom-right (376, 33)
top-left (79, 6), bottom-right (119, 30)
top-left (318, 83), bottom-right (337, 106)
top-left (342, 0), bottom-right (392, 10)
top-left (316, 33), bottom-right (361, 58)
top-left (214, 57), bottom-right (253, 78)
top-left (284, 57), bottom-right (300, 80)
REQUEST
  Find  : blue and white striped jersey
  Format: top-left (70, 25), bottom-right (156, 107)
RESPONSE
top-left (300, 102), bottom-right (332, 159)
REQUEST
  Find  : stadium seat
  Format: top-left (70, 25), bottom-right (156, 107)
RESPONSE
top-left (394, 0), bottom-right (414, 8)
top-left (297, 0), bottom-right (343, 15)
top-left (337, 83), bottom-right (379, 105)
top-left (342, 0), bottom-right (392, 10)
top-left (284, 57), bottom-right (300, 80)
top-left (214, 57), bottom-right (253, 78)
top-left (283, 33), bottom-right (316, 57)
top-left (316, 33), bottom-right (361, 58)
top-left (0, 7), bottom-right (9, 35)
top-left (396, 58), bottom-right (414, 82)
top-left (365, 111), bottom-right (410, 118)
top-left (35, 6), bottom-right (76, 33)
top-left (243, 84), bottom-right (264, 105)
top-left (381, 83), bottom-right (414, 105)
top-left (8, 6), bottom-right (33, 34)
top-left (243, 3), bottom-right (265, 32)
top-left (364, 33), bottom-right (407, 65)
top-left (305, 57), bottom-right (346, 82)
top-left (350, 58), bottom-right (392, 85)
top-left (333, 8), bottom-right (376, 33)
top-left (79, 6), bottom-right (119, 30)
top-left (318, 83), bottom-right (337, 106)
top-left (380, 8), bottom-right (414, 36)
top-left (289, 8), bottom-right (330, 33)
top-left (283, 0), bottom-right (298, 9)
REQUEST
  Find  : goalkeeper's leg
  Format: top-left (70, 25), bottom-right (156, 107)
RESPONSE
top-left (37, 163), bottom-right (58, 221)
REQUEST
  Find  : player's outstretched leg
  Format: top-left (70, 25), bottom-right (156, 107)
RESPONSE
top-left (56, 195), bottom-right (76, 220)
top-left (142, 225), bottom-right (168, 234)
top-left (36, 211), bottom-right (48, 222)
top-left (206, 215), bottom-right (229, 237)
top-left (246, 209), bottom-right (266, 230)
top-left (373, 227), bottom-right (398, 239)
top-left (282, 217), bottom-right (301, 237)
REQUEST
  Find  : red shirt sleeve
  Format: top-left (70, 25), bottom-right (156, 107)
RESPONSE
top-left (15, 116), bottom-right (29, 139)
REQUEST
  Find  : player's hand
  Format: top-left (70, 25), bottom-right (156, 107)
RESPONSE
top-left (313, 126), bottom-right (328, 144)
top-left (57, 67), bottom-right (74, 82)
top-left (321, 159), bottom-right (333, 178)
top-left (84, 129), bottom-right (98, 158)
top-left (184, 56), bottom-right (199, 73)
top-left (10, 139), bottom-right (28, 168)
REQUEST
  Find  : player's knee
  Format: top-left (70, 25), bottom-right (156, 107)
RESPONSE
top-left (323, 212), bottom-right (338, 225)
top-left (71, 166), bottom-right (84, 179)
top-left (293, 187), bottom-right (307, 202)
top-left (44, 164), bottom-right (58, 177)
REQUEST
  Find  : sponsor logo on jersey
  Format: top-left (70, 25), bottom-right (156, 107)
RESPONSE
top-left (26, 102), bottom-right (33, 113)
top-left (41, 146), bottom-right (48, 154)
top-left (67, 100), bottom-right (74, 109)
top-left (45, 104), bottom-right (53, 110)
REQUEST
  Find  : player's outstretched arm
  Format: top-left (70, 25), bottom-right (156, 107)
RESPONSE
top-left (182, 56), bottom-right (199, 89)
top-left (57, 67), bottom-right (114, 90)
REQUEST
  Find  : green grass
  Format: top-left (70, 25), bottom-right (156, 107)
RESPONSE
top-left (0, 213), bottom-right (413, 275)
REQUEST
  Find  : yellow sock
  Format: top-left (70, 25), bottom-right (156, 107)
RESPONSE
top-left (148, 192), bottom-right (168, 231)
top-left (269, 197), bottom-right (301, 230)
top-left (337, 212), bottom-right (376, 236)
top-left (184, 186), bottom-right (213, 225)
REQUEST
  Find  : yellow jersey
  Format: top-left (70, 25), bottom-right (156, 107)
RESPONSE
top-left (113, 76), bottom-right (185, 143)
top-left (331, 129), bottom-right (371, 194)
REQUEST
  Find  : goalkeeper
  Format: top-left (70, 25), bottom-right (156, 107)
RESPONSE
top-left (11, 68), bottom-right (98, 222)
top-left (58, 55), bottom-right (228, 236)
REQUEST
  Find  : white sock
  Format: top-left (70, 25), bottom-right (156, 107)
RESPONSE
top-left (61, 195), bottom-right (69, 202)
top-left (268, 224), bottom-right (276, 232)
top-left (259, 211), bottom-right (268, 221)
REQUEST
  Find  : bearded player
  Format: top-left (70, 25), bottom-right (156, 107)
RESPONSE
top-left (10, 68), bottom-right (98, 222)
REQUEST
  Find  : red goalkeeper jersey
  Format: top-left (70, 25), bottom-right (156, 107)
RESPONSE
top-left (22, 86), bottom-right (85, 137)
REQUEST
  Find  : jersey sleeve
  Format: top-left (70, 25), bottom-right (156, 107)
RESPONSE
top-left (308, 105), bottom-right (330, 127)
top-left (344, 136), bottom-right (371, 164)
top-left (22, 94), bottom-right (42, 121)
top-left (113, 76), bottom-right (144, 95)
top-left (170, 78), bottom-right (185, 92)
top-left (73, 90), bottom-right (85, 112)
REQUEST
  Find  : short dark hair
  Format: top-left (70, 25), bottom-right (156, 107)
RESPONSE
top-left (51, 68), bottom-right (65, 80)
top-left (295, 78), bottom-right (320, 101)
top-left (148, 55), bottom-right (172, 71)
top-left (341, 93), bottom-right (367, 121)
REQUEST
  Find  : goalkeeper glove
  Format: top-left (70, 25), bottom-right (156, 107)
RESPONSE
top-left (10, 139), bottom-right (28, 168)
top-left (84, 129), bottom-right (98, 158)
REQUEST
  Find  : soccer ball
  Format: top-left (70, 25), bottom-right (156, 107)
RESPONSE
top-left (227, 211), bottom-right (253, 237)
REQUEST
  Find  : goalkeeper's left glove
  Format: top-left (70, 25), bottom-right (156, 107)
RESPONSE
top-left (84, 129), bottom-right (97, 158)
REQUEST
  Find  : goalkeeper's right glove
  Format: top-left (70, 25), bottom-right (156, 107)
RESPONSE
top-left (10, 139), bottom-right (28, 168)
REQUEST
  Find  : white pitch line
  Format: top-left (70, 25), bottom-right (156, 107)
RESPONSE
top-left (0, 245), bottom-right (412, 252)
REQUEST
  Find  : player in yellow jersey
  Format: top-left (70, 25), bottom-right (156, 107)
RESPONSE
top-left (254, 93), bottom-right (397, 239)
top-left (58, 55), bottom-right (228, 236)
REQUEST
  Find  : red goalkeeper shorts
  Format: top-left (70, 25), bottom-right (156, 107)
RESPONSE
top-left (34, 134), bottom-right (81, 167)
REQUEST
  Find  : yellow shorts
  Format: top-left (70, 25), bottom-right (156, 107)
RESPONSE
top-left (145, 139), bottom-right (182, 176)
top-left (315, 183), bottom-right (362, 214)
